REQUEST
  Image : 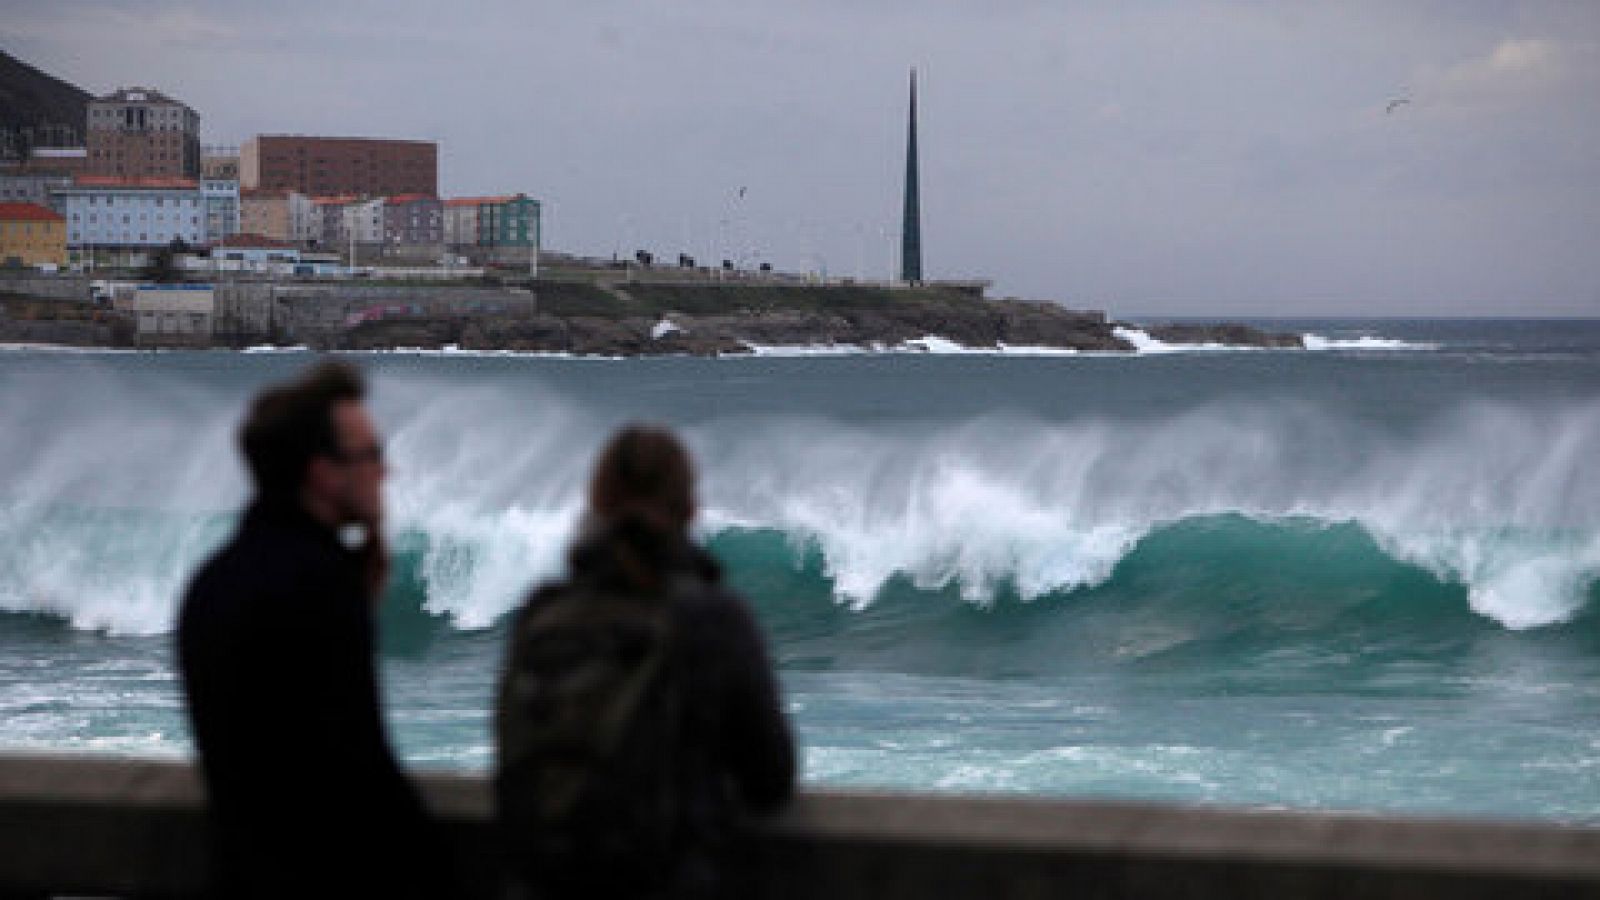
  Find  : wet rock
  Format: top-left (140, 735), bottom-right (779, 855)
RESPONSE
top-left (1137, 323), bottom-right (1304, 348)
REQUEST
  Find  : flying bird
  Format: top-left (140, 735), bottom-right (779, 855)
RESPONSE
top-left (1386, 96), bottom-right (1411, 115)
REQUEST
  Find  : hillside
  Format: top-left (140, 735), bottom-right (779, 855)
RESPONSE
top-left (0, 49), bottom-right (92, 157)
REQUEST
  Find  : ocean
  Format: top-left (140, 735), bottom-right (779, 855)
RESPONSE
top-left (3, 318), bottom-right (1599, 822)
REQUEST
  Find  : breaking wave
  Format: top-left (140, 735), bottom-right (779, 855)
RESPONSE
top-left (1, 372), bottom-right (1596, 637)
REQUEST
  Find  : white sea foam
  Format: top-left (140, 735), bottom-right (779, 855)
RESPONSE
top-left (743, 337), bottom-right (1079, 357)
top-left (240, 344), bottom-right (310, 354)
top-left (0, 343), bottom-right (143, 354)
top-left (343, 346), bottom-right (623, 360)
top-left (741, 342), bottom-right (872, 357)
top-left (1111, 326), bottom-right (1267, 354)
top-left (1303, 334), bottom-right (1434, 351)
top-left (1, 367), bottom-right (1597, 634)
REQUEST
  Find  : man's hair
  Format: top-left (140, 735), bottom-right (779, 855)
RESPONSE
top-left (239, 361), bottom-right (366, 498)
top-left (587, 424), bottom-right (696, 532)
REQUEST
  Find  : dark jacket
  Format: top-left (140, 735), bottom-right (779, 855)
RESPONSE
top-left (177, 498), bottom-right (441, 898)
top-left (512, 518), bottom-right (796, 897)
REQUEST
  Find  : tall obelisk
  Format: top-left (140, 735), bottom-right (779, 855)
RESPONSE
top-left (900, 68), bottom-right (923, 284)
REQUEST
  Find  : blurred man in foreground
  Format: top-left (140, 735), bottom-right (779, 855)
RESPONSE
top-left (178, 361), bottom-right (443, 898)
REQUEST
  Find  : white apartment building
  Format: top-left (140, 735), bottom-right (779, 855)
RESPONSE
top-left (340, 197), bottom-right (385, 245)
top-left (287, 192), bottom-right (318, 245)
top-left (52, 179), bottom-right (204, 249)
top-left (201, 179), bottom-right (240, 245)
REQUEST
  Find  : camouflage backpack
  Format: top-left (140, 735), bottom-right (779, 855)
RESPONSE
top-left (494, 575), bottom-right (688, 892)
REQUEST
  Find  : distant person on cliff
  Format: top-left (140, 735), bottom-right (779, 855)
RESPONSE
top-left (496, 424), bottom-right (795, 899)
top-left (177, 361), bottom-right (446, 898)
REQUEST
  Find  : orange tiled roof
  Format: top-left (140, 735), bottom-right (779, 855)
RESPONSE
top-left (444, 195), bottom-right (525, 207)
top-left (386, 193), bottom-right (436, 204)
top-left (0, 203), bottom-right (65, 222)
top-left (73, 176), bottom-right (199, 189)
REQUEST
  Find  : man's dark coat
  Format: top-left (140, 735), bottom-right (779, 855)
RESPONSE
top-left (178, 498), bottom-right (440, 897)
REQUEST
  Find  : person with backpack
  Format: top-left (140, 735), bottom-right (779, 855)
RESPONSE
top-left (496, 424), bottom-right (796, 899)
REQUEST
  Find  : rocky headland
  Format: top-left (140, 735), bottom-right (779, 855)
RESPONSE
top-left (1, 277), bottom-right (1304, 354)
top-left (336, 282), bottom-right (1304, 356)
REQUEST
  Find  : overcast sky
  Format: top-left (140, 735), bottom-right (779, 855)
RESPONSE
top-left (4, 1), bottom-right (1598, 316)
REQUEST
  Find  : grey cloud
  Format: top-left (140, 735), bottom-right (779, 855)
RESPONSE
top-left (3, 0), bottom-right (1597, 314)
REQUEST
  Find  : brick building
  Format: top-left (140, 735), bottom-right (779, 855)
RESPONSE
top-left (86, 87), bottom-right (201, 179)
top-left (241, 136), bottom-right (437, 197)
top-left (0, 202), bottom-right (67, 267)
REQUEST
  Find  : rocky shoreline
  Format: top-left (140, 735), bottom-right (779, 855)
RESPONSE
top-left (2, 279), bottom-right (1304, 355)
top-left (340, 297), bottom-right (1304, 356)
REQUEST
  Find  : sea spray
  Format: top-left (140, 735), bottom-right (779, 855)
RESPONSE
top-left (1, 365), bottom-right (1596, 633)
top-left (7, 337), bottom-right (1600, 820)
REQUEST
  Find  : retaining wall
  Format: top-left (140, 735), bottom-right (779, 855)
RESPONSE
top-left (5, 755), bottom-right (1600, 898)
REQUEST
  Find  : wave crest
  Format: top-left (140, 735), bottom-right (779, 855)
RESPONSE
top-left (1, 374), bottom-right (1596, 635)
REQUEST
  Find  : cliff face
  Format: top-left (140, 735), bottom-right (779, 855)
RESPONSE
top-left (0, 51), bottom-right (92, 155)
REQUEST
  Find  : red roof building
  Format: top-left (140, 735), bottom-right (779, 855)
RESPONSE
top-left (0, 202), bottom-right (68, 266)
top-left (0, 202), bottom-right (66, 222)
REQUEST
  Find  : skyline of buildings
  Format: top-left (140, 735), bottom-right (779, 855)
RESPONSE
top-left (2, 75), bottom-right (537, 262)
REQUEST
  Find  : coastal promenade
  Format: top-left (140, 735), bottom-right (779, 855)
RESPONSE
top-left (5, 755), bottom-right (1600, 898)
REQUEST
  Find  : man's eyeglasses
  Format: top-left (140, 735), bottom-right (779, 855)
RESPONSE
top-left (336, 443), bottom-right (385, 466)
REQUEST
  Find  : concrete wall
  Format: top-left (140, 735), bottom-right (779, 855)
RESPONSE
top-left (4, 755), bottom-right (1600, 899)
top-left (277, 283), bottom-right (539, 345)
top-left (0, 273), bottom-right (93, 301)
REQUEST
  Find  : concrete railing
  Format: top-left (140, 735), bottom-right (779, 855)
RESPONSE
top-left (5, 755), bottom-right (1600, 898)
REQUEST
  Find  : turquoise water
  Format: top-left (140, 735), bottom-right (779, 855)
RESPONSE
top-left (3, 319), bottom-right (1600, 821)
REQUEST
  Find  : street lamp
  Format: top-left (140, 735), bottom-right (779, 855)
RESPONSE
top-left (528, 197), bottom-right (540, 282)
